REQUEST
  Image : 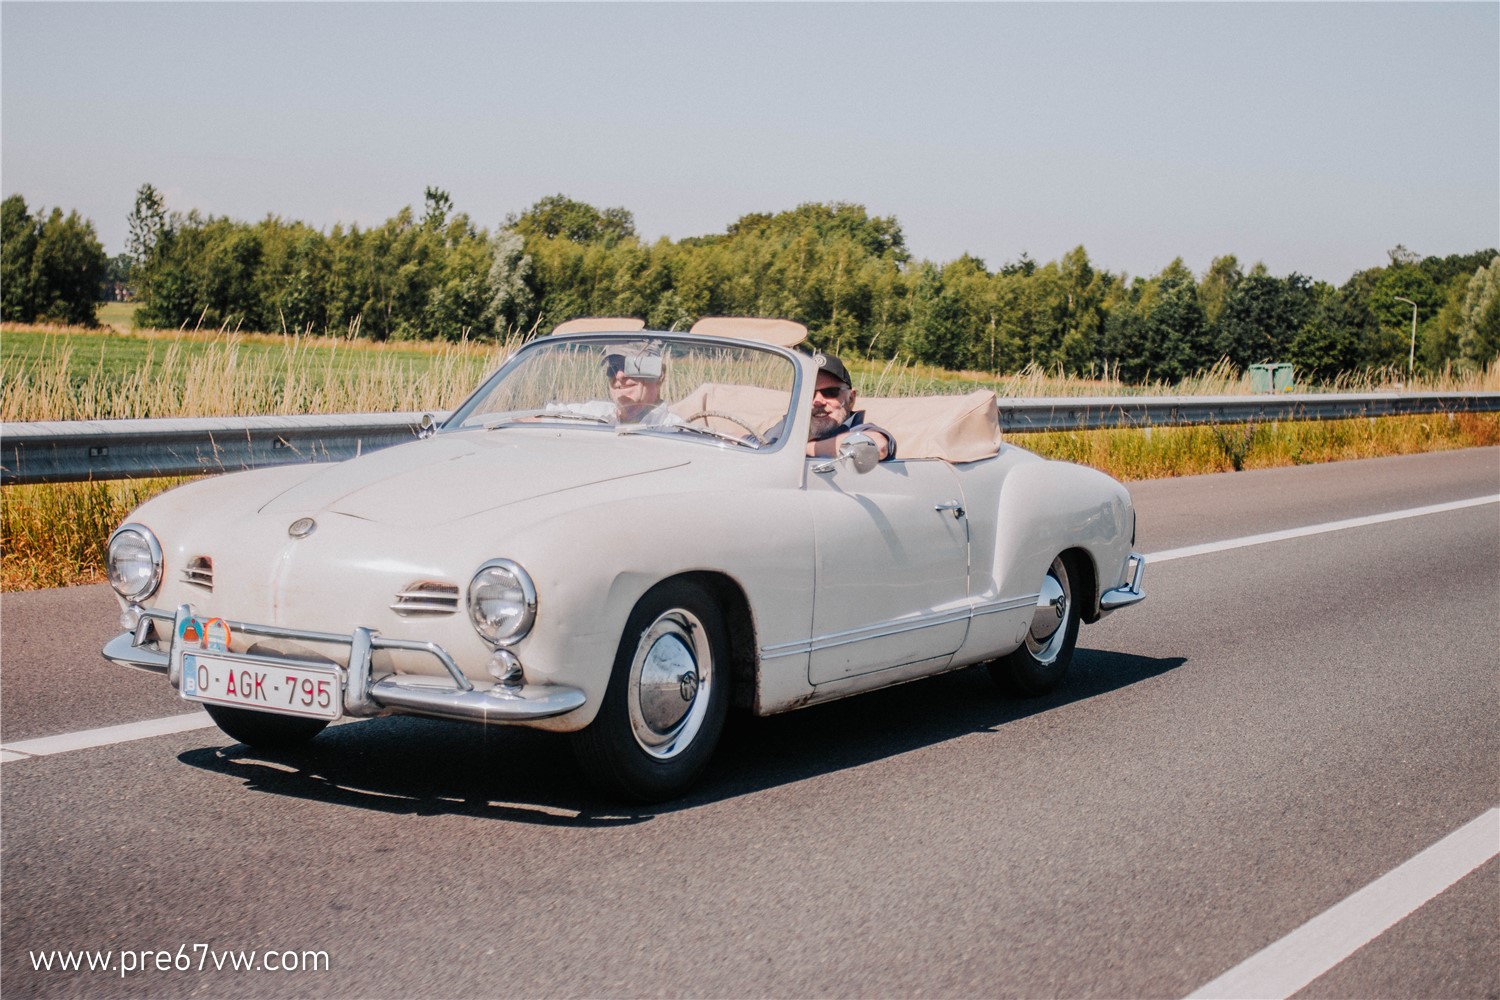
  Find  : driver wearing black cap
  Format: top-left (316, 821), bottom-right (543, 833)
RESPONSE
top-left (806, 353), bottom-right (897, 461)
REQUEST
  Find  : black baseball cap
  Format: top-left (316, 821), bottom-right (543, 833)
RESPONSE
top-left (814, 353), bottom-right (852, 388)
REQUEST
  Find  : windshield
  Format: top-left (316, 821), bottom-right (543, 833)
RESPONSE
top-left (447, 335), bottom-right (799, 450)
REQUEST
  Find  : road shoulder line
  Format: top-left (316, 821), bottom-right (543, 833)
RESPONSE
top-left (1187, 808), bottom-right (1500, 1000)
top-left (1147, 495), bottom-right (1499, 564)
top-left (0, 711), bottom-right (215, 763)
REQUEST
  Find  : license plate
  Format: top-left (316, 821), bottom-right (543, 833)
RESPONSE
top-left (181, 651), bottom-right (342, 720)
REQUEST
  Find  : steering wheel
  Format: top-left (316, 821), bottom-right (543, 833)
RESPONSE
top-left (683, 410), bottom-right (767, 446)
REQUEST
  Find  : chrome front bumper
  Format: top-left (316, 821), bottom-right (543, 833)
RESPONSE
top-left (1099, 552), bottom-right (1147, 612)
top-left (102, 604), bottom-right (586, 723)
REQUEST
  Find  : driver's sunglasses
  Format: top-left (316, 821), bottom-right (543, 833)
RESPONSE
top-left (814, 385), bottom-right (847, 400)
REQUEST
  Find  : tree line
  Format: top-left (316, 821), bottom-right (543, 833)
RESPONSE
top-left (5, 185), bottom-right (1497, 383)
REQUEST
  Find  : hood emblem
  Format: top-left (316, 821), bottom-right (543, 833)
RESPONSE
top-left (288, 517), bottom-right (317, 539)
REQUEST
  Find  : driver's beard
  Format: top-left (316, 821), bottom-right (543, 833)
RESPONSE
top-left (810, 413), bottom-right (841, 439)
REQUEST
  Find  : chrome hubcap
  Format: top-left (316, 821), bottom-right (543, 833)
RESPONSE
top-left (628, 609), bottom-right (712, 760)
top-left (1026, 557), bottom-right (1072, 664)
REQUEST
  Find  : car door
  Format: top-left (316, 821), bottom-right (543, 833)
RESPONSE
top-left (804, 458), bottom-right (970, 685)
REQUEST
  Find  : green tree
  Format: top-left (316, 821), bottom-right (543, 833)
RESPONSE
top-left (1284, 281), bottom-right (1359, 379)
top-left (1456, 256), bottom-right (1500, 367)
top-left (127, 183), bottom-right (168, 266)
top-left (422, 186), bottom-right (453, 231)
top-left (900, 262), bottom-right (967, 369)
top-left (1, 194), bottom-right (39, 321)
top-left (1102, 261), bottom-right (1208, 382)
top-left (102, 253), bottom-right (133, 299)
top-left (486, 227), bottom-right (536, 335)
top-left (1198, 255), bottom-right (1242, 328)
top-left (29, 208), bottom-right (108, 325)
top-left (1212, 270), bottom-right (1316, 368)
top-left (509, 194), bottom-right (637, 246)
top-left (2, 196), bottom-right (107, 326)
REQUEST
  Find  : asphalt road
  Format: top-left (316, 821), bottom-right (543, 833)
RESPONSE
top-left (2, 447), bottom-right (1497, 999)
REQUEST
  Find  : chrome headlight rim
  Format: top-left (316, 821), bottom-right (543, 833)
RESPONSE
top-left (107, 522), bottom-right (163, 601)
top-left (466, 558), bottom-right (537, 648)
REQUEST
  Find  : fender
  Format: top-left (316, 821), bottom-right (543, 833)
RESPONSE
top-left (954, 453), bottom-right (1132, 664)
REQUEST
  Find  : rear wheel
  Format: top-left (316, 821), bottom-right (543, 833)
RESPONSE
top-left (205, 704), bottom-right (328, 749)
top-left (572, 580), bottom-right (731, 802)
top-left (988, 554), bottom-right (1081, 697)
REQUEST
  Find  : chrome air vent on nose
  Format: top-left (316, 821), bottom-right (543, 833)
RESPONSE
top-left (391, 581), bottom-right (461, 617)
top-left (181, 556), bottom-right (213, 590)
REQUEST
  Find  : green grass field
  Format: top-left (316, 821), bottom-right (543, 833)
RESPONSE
top-left (95, 301), bottom-right (139, 330)
top-left (1, 327), bottom-right (482, 388)
top-left (0, 326), bottom-right (516, 422)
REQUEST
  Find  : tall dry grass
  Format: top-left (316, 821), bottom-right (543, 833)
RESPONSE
top-left (2, 329), bottom-right (523, 422)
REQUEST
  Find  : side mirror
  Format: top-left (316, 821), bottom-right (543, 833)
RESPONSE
top-left (813, 432), bottom-right (880, 475)
top-left (417, 413), bottom-right (438, 440)
top-left (842, 432), bottom-right (880, 473)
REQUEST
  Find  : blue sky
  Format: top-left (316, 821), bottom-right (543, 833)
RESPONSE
top-left (3, 2), bottom-right (1496, 284)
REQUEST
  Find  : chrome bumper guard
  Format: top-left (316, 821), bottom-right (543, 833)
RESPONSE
top-left (102, 604), bottom-right (586, 723)
top-left (1099, 552), bottom-right (1147, 611)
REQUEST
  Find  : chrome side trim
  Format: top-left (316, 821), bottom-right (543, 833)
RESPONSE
top-left (759, 594), bottom-right (1038, 661)
top-left (101, 605), bottom-right (584, 724)
top-left (970, 594), bottom-right (1044, 619)
top-left (1100, 552), bottom-right (1147, 610)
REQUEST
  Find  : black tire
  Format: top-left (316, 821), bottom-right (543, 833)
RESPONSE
top-left (571, 580), bottom-right (731, 802)
top-left (205, 703), bottom-right (328, 750)
top-left (988, 554), bottom-right (1082, 698)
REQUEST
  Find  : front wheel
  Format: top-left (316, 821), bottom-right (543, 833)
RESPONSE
top-left (571, 580), bottom-right (731, 801)
top-left (204, 703), bottom-right (328, 749)
top-left (988, 554), bottom-right (1081, 697)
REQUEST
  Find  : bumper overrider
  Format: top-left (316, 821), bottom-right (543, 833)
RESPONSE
top-left (102, 603), bottom-right (587, 724)
top-left (1099, 552), bottom-right (1147, 612)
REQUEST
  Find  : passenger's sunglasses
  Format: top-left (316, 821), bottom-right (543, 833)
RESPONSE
top-left (814, 386), bottom-right (847, 399)
top-left (604, 359), bottom-right (660, 380)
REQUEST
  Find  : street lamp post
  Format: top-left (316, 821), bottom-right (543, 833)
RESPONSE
top-left (1393, 295), bottom-right (1418, 379)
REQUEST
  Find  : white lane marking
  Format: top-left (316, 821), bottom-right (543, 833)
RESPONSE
top-left (1147, 495), bottom-right (1499, 564)
top-left (1187, 808), bottom-right (1500, 1000)
top-left (7, 495), bottom-right (1497, 765)
top-left (0, 711), bottom-right (216, 763)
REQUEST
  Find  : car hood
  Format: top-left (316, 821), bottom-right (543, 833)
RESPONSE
top-left (258, 431), bottom-right (690, 527)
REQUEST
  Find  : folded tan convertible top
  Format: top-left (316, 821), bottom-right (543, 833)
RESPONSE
top-left (689, 317), bottom-right (808, 348)
top-left (861, 390), bottom-right (1002, 463)
top-left (552, 317), bottom-right (647, 335)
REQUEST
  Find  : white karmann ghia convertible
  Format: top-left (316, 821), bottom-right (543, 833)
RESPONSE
top-left (104, 317), bottom-right (1146, 800)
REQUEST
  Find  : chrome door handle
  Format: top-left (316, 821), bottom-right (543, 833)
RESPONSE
top-left (934, 500), bottom-right (965, 519)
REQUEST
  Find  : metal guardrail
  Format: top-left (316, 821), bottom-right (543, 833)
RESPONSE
top-left (992, 391), bottom-right (1500, 431)
top-left (1, 413), bottom-right (433, 486)
top-left (3, 392), bottom-right (1497, 486)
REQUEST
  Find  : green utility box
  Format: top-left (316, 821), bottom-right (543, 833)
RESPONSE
top-left (1249, 363), bottom-right (1294, 393)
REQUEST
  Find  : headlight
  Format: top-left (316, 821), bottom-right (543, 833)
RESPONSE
top-left (466, 559), bottom-right (536, 647)
top-left (107, 523), bottom-right (163, 601)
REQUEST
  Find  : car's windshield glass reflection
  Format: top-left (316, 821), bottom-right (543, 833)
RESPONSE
top-left (448, 337), bottom-right (797, 449)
